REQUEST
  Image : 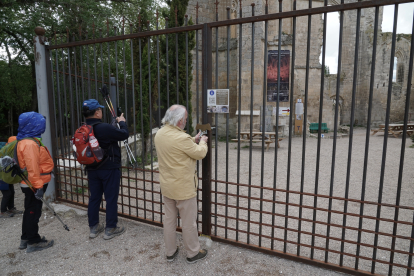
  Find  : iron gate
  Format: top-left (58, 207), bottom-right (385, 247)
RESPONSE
top-left (44, 0), bottom-right (414, 275)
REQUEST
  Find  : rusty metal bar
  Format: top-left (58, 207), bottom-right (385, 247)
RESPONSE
top-left (166, 17), bottom-right (170, 108)
top-left (247, 3), bottom-right (255, 246)
top-left (93, 26), bottom-right (98, 99)
top-left (138, 22), bottom-right (146, 219)
top-left (389, 3), bottom-right (414, 274)
top-left (122, 21), bottom-right (132, 215)
top-left (209, 235), bottom-right (378, 276)
top-left (236, 0), bottom-right (243, 242)
top-left (403, 10), bottom-right (414, 276)
top-left (372, 4), bottom-right (399, 274)
top-left (225, 6), bottom-right (231, 240)
top-left (214, 3), bottom-right (219, 237)
top-left (210, 212), bottom-right (414, 258)
top-left (275, 0), bottom-right (284, 254)
top-left (291, 0), bottom-right (299, 255)
top-left (86, 30), bottom-right (91, 98)
top-left (208, 189), bottom-right (414, 228)
top-left (147, 21), bottom-right (155, 222)
top-left (341, 0), bottom-right (361, 267)
top-left (114, 26), bottom-right (119, 111)
top-left (66, 30), bottom-right (76, 203)
top-left (175, 11), bottom-right (179, 105)
top-left (201, 23), bottom-right (212, 236)
top-left (157, 13), bottom-right (161, 129)
top-left (48, 0), bottom-right (413, 50)
top-left (356, 6), bottom-right (379, 268)
top-left (45, 40), bottom-right (60, 206)
top-left (185, 15), bottom-right (189, 131)
top-left (325, 0), bottom-right (344, 263)
top-left (307, 0), bottom-right (315, 260)
top-left (260, 0), bottom-right (268, 249)
top-left (130, 22), bottom-right (139, 220)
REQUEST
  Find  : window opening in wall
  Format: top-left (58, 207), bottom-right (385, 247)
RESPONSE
top-left (392, 56), bottom-right (397, 83)
top-left (320, 10), bottom-right (339, 74)
top-left (397, 62), bottom-right (404, 83)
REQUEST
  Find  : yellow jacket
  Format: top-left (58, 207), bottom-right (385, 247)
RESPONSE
top-left (154, 124), bottom-right (208, 200)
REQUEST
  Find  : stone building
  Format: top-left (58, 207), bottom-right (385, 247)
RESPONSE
top-left (185, 0), bottom-right (414, 136)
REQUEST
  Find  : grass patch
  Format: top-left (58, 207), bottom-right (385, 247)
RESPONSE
top-left (74, 185), bottom-right (87, 195)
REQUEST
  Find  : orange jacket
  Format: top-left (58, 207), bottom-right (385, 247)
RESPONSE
top-left (16, 139), bottom-right (54, 189)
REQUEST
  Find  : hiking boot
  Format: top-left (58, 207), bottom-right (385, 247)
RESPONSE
top-left (186, 249), bottom-right (208, 264)
top-left (26, 239), bottom-right (54, 253)
top-left (89, 223), bottom-right (104, 239)
top-left (0, 211), bottom-right (14, 218)
top-left (103, 226), bottom-right (125, 240)
top-left (166, 247), bottom-right (179, 262)
top-left (19, 236), bottom-right (46, 250)
top-left (8, 208), bottom-right (23, 215)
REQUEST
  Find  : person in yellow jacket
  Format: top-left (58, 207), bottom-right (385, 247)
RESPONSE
top-left (154, 105), bottom-right (209, 264)
top-left (16, 112), bottom-right (54, 253)
top-left (0, 136), bottom-right (23, 218)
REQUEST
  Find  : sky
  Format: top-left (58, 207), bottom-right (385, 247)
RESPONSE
top-left (323, 3), bottom-right (414, 75)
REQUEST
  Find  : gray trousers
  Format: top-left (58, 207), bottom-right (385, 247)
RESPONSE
top-left (163, 196), bottom-right (200, 258)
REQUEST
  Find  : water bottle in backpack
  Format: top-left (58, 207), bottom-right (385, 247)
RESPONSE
top-left (89, 134), bottom-right (103, 160)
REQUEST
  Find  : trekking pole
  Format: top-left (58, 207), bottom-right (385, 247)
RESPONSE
top-left (99, 85), bottom-right (137, 167)
top-left (0, 157), bottom-right (70, 231)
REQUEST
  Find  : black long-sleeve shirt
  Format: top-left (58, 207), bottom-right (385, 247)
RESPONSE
top-left (85, 118), bottom-right (129, 170)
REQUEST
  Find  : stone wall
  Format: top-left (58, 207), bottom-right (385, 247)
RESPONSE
top-left (186, 0), bottom-right (414, 136)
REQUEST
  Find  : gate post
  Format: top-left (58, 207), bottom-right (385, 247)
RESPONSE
top-left (201, 24), bottom-right (212, 236)
top-left (34, 27), bottom-right (57, 202)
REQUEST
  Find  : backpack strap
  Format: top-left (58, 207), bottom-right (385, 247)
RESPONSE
top-left (84, 121), bottom-right (111, 171)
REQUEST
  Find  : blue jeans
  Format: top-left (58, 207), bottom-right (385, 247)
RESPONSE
top-left (87, 169), bottom-right (120, 228)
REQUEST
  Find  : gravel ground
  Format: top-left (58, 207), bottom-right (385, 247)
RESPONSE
top-left (2, 127), bottom-right (413, 275)
top-left (207, 127), bottom-right (414, 275)
top-left (0, 186), bottom-right (346, 276)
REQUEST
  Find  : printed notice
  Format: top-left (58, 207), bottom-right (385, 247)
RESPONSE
top-left (207, 89), bottom-right (229, 113)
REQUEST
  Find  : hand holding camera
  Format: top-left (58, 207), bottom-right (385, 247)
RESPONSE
top-left (116, 113), bottom-right (126, 123)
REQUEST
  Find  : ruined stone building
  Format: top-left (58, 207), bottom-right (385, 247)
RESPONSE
top-left (185, 0), bottom-right (414, 135)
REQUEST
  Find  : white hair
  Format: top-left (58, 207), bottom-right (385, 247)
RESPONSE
top-left (161, 105), bottom-right (187, 126)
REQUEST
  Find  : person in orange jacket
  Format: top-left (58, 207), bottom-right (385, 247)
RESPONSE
top-left (0, 136), bottom-right (23, 218)
top-left (16, 112), bottom-right (55, 253)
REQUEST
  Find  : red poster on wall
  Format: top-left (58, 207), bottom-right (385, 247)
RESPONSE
top-left (267, 50), bottom-right (290, 102)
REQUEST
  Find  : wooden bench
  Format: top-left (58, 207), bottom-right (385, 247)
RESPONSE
top-left (371, 123), bottom-right (414, 138)
top-left (232, 131), bottom-right (284, 151)
top-left (231, 139), bottom-right (277, 151)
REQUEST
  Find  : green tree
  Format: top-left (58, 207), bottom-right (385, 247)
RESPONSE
top-left (0, 0), bottom-right (116, 136)
top-left (134, 0), bottom-right (195, 139)
top-left (161, 0), bottom-right (195, 134)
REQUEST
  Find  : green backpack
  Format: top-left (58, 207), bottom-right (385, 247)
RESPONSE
top-left (0, 138), bottom-right (38, 184)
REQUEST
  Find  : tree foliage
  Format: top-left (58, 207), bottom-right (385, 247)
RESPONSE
top-left (1, 0), bottom-right (195, 145)
top-left (134, 0), bottom-right (195, 140)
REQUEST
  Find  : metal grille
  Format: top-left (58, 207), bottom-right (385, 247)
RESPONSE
top-left (44, 0), bottom-right (414, 275)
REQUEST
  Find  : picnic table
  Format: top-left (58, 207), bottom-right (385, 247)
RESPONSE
top-left (371, 123), bottom-right (414, 138)
top-left (232, 132), bottom-right (283, 151)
